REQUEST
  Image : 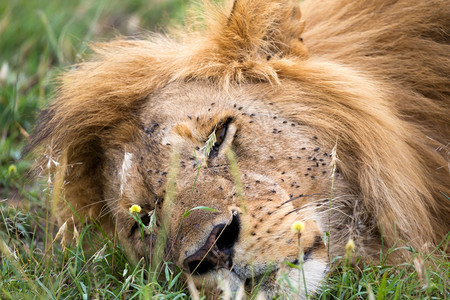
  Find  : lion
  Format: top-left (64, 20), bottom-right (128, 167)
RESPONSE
top-left (27, 0), bottom-right (449, 298)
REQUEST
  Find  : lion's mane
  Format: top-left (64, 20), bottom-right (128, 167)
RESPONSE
top-left (28, 0), bottom-right (449, 255)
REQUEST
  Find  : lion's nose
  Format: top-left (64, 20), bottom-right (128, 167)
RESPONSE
top-left (183, 213), bottom-right (240, 275)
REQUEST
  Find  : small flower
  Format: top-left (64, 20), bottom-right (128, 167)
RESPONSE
top-left (291, 221), bottom-right (305, 233)
top-left (129, 204), bottom-right (142, 214)
top-left (8, 165), bottom-right (17, 176)
top-left (345, 238), bottom-right (356, 252)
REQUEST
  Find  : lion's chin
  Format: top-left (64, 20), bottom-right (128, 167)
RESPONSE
top-left (188, 259), bottom-right (328, 299)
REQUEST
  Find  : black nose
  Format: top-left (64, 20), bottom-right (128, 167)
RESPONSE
top-left (183, 213), bottom-right (240, 275)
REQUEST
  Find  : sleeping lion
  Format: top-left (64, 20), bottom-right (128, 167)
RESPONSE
top-left (28, 0), bottom-right (449, 298)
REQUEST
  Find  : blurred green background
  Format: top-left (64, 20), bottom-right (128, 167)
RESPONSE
top-left (0, 2), bottom-right (191, 297)
top-left (0, 0), bottom-right (188, 199)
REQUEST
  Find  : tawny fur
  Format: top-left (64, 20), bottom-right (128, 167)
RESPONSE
top-left (28, 0), bottom-right (449, 290)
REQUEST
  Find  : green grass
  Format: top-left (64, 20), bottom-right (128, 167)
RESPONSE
top-left (0, 0), bottom-right (190, 298)
top-left (319, 242), bottom-right (449, 299)
top-left (0, 0), bottom-right (188, 195)
top-left (0, 0), bottom-right (448, 299)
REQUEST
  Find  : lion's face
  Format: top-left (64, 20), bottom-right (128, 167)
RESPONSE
top-left (28, 0), bottom-right (450, 297)
top-left (102, 81), bottom-right (345, 295)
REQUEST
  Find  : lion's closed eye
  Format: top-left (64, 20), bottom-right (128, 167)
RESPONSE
top-left (210, 117), bottom-right (234, 158)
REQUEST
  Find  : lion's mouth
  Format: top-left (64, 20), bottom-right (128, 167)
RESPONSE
top-left (185, 232), bottom-right (317, 281)
top-left (231, 257), bottom-right (308, 287)
top-left (232, 266), bottom-right (274, 289)
top-left (182, 208), bottom-right (325, 295)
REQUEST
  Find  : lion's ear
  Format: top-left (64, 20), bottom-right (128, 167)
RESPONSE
top-left (211, 0), bottom-right (308, 59)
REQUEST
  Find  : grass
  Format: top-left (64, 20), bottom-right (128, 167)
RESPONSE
top-left (0, 0), bottom-right (448, 299)
top-left (1, 0), bottom-right (190, 298)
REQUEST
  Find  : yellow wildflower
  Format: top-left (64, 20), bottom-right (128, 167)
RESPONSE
top-left (8, 165), bottom-right (17, 176)
top-left (129, 204), bottom-right (142, 214)
top-left (291, 221), bottom-right (305, 233)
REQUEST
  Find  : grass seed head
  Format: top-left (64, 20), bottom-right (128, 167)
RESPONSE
top-left (345, 238), bottom-right (356, 253)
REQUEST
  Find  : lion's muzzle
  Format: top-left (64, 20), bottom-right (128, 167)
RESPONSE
top-left (183, 212), bottom-right (240, 275)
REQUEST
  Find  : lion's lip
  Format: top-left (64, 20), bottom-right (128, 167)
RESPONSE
top-left (231, 264), bottom-right (278, 284)
top-left (230, 257), bottom-right (307, 286)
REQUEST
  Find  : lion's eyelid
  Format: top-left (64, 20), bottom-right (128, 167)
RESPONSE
top-left (210, 117), bottom-right (234, 157)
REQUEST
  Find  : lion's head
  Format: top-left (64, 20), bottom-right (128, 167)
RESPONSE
top-left (28, 0), bottom-right (450, 297)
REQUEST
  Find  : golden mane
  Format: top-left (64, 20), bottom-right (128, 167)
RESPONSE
top-left (28, 0), bottom-right (449, 257)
